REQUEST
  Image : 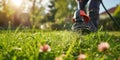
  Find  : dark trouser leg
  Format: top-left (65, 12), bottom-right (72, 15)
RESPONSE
top-left (80, 0), bottom-right (89, 11)
top-left (89, 0), bottom-right (100, 29)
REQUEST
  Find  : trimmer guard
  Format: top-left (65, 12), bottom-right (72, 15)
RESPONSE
top-left (79, 10), bottom-right (90, 23)
top-left (72, 10), bottom-right (90, 23)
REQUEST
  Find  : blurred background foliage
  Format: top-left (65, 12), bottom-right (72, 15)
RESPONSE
top-left (0, 0), bottom-right (120, 30)
top-left (100, 4), bottom-right (120, 31)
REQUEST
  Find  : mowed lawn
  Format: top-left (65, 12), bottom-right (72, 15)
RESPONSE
top-left (0, 30), bottom-right (120, 60)
top-left (107, 31), bottom-right (120, 37)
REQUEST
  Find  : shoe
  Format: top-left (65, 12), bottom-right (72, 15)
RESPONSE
top-left (71, 10), bottom-right (97, 32)
top-left (71, 21), bottom-right (97, 32)
top-left (71, 22), bottom-right (90, 31)
top-left (86, 21), bottom-right (97, 32)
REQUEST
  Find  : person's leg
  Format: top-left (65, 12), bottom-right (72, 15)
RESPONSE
top-left (89, 0), bottom-right (100, 29)
top-left (80, 0), bottom-right (89, 11)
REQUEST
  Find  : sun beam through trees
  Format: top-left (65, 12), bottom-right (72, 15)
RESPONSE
top-left (11, 0), bottom-right (23, 7)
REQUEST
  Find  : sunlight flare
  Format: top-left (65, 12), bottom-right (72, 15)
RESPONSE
top-left (11, 0), bottom-right (23, 7)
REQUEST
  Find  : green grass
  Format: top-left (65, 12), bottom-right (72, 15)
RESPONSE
top-left (0, 30), bottom-right (120, 60)
top-left (107, 31), bottom-right (120, 36)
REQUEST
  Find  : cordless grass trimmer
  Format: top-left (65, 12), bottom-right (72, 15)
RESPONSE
top-left (71, 0), bottom-right (91, 32)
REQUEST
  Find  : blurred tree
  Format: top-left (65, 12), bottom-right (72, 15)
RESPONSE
top-left (114, 4), bottom-right (120, 17)
top-left (30, 0), bottom-right (37, 27)
top-left (47, 0), bottom-right (57, 22)
top-left (0, 0), bottom-right (78, 29)
top-left (0, 0), bottom-right (46, 28)
top-left (54, 0), bottom-right (69, 20)
top-left (40, 0), bottom-right (77, 30)
top-left (47, 0), bottom-right (76, 22)
top-left (114, 4), bottom-right (120, 29)
top-left (0, 0), bottom-right (12, 28)
top-left (29, 0), bottom-right (45, 28)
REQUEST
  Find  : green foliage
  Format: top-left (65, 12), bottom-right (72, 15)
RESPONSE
top-left (100, 18), bottom-right (115, 30)
top-left (0, 0), bottom-right (77, 29)
top-left (29, 0), bottom-right (45, 28)
top-left (0, 0), bottom-right (15, 28)
top-left (113, 4), bottom-right (120, 29)
top-left (114, 4), bottom-right (120, 17)
top-left (100, 16), bottom-right (120, 31)
top-left (48, 0), bottom-right (76, 21)
top-left (38, 0), bottom-right (76, 30)
top-left (47, 0), bottom-right (57, 22)
top-left (0, 30), bottom-right (120, 60)
top-left (100, 4), bottom-right (120, 31)
top-left (0, 0), bottom-right (47, 29)
top-left (54, 0), bottom-right (69, 19)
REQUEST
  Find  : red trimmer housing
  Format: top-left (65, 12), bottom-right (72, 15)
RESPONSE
top-left (80, 10), bottom-right (90, 23)
top-left (72, 10), bottom-right (90, 23)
